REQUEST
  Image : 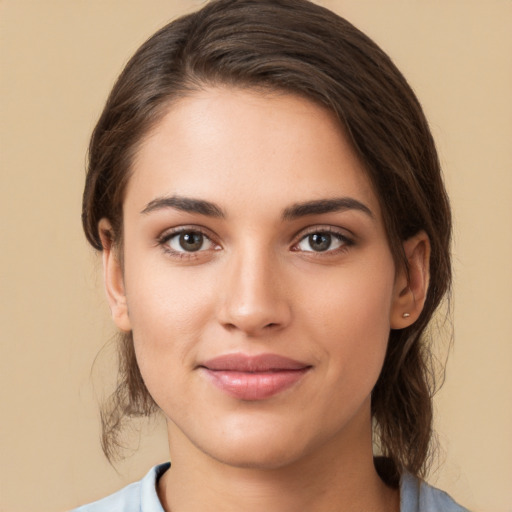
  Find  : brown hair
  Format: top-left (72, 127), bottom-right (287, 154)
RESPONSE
top-left (83, 0), bottom-right (451, 480)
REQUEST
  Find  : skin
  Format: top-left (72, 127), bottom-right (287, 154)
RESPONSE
top-left (100, 87), bottom-right (430, 512)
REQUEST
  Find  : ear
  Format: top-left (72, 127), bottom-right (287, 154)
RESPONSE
top-left (390, 231), bottom-right (431, 329)
top-left (98, 218), bottom-right (132, 332)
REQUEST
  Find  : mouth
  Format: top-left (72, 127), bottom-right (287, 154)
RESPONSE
top-left (198, 353), bottom-right (312, 401)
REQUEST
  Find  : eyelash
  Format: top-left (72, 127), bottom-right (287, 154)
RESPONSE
top-left (292, 227), bottom-right (354, 256)
top-left (157, 227), bottom-right (219, 260)
top-left (157, 225), bottom-right (354, 260)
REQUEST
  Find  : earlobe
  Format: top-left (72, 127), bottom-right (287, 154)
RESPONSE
top-left (390, 231), bottom-right (431, 329)
top-left (98, 219), bottom-right (132, 333)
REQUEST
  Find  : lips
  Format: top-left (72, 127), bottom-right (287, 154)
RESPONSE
top-left (198, 353), bottom-right (312, 401)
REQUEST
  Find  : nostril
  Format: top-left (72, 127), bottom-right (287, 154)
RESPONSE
top-left (217, 292), bottom-right (292, 335)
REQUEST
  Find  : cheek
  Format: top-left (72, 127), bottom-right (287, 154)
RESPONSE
top-left (301, 261), bottom-right (395, 383)
top-left (304, 259), bottom-right (395, 326)
top-left (126, 257), bottom-right (215, 333)
top-left (123, 262), bottom-right (216, 392)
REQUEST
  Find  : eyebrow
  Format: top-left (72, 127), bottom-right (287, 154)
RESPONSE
top-left (282, 197), bottom-right (374, 220)
top-left (140, 195), bottom-right (373, 221)
top-left (141, 196), bottom-right (225, 217)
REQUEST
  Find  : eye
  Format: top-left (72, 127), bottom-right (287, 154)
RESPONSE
top-left (164, 230), bottom-right (216, 253)
top-left (296, 231), bottom-right (350, 253)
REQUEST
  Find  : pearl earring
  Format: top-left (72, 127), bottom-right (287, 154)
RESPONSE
top-left (402, 313), bottom-right (410, 318)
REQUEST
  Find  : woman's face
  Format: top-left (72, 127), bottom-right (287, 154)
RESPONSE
top-left (104, 87), bottom-right (413, 469)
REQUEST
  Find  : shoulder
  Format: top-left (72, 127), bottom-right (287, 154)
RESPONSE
top-left (400, 472), bottom-right (471, 512)
top-left (71, 481), bottom-right (141, 512)
top-left (71, 463), bottom-right (170, 512)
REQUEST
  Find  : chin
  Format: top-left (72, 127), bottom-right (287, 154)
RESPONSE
top-left (208, 441), bottom-right (306, 471)
top-left (194, 421), bottom-right (320, 471)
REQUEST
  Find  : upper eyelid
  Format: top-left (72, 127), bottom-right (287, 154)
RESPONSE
top-left (293, 225), bottom-right (354, 241)
top-left (158, 225), bottom-right (217, 242)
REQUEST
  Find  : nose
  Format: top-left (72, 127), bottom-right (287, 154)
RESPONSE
top-left (216, 246), bottom-right (292, 337)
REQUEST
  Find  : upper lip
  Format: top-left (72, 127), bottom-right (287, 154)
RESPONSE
top-left (199, 353), bottom-right (311, 372)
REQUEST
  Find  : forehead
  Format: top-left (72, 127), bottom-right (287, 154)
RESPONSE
top-left (126, 87), bottom-right (380, 218)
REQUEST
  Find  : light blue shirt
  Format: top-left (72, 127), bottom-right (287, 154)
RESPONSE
top-left (72, 462), bottom-right (470, 512)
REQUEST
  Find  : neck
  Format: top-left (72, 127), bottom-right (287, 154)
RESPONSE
top-left (158, 415), bottom-right (399, 512)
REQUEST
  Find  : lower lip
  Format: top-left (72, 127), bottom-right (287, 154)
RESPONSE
top-left (202, 368), bottom-right (310, 401)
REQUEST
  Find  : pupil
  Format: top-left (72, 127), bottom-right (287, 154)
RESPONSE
top-left (309, 233), bottom-right (331, 251)
top-left (179, 232), bottom-right (203, 252)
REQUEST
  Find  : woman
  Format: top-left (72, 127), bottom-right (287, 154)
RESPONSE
top-left (76, 0), bottom-right (468, 510)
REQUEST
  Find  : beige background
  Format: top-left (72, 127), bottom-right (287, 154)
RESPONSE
top-left (1, 1), bottom-right (511, 511)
